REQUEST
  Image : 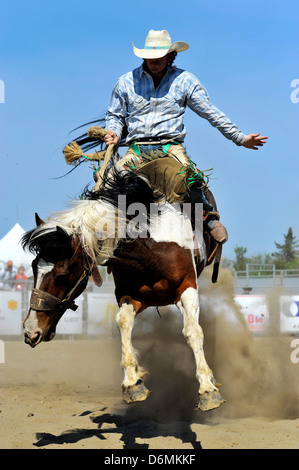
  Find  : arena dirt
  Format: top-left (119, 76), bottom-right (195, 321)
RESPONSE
top-left (0, 269), bottom-right (298, 449)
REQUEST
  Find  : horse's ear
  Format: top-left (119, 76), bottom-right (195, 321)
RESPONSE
top-left (56, 226), bottom-right (68, 237)
top-left (56, 226), bottom-right (72, 245)
top-left (35, 213), bottom-right (45, 226)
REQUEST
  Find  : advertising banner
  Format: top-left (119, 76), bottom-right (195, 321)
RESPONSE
top-left (0, 292), bottom-right (23, 335)
top-left (234, 295), bottom-right (269, 334)
top-left (87, 293), bottom-right (119, 335)
top-left (56, 295), bottom-right (83, 335)
top-left (280, 296), bottom-right (299, 334)
top-left (87, 294), bottom-right (168, 336)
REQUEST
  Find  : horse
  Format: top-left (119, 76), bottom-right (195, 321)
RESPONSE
top-left (22, 168), bottom-right (225, 412)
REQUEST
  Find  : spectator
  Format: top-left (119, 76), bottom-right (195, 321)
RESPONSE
top-left (0, 260), bottom-right (17, 290)
top-left (15, 266), bottom-right (27, 291)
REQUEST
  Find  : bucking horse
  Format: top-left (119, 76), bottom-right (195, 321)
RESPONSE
top-left (22, 129), bottom-right (225, 412)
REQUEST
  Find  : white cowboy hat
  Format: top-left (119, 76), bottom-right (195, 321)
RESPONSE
top-left (132, 29), bottom-right (189, 59)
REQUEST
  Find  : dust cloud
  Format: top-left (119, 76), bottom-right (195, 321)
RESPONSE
top-left (120, 268), bottom-right (299, 422)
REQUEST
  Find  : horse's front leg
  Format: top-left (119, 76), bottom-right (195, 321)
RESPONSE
top-left (176, 287), bottom-right (225, 411)
top-left (116, 300), bottom-right (149, 404)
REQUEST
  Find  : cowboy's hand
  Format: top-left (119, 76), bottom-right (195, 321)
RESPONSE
top-left (243, 133), bottom-right (268, 150)
top-left (104, 130), bottom-right (118, 146)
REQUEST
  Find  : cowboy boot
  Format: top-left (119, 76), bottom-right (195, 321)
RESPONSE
top-left (190, 185), bottom-right (228, 244)
top-left (206, 217), bottom-right (228, 244)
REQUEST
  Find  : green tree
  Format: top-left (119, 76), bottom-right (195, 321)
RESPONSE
top-left (274, 227), bottom-right (299, 268)
top-left (233, 245), bottom-right (248, 271)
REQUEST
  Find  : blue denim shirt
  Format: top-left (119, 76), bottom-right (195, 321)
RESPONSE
top-left (106, 64), bottom-right (246, 146)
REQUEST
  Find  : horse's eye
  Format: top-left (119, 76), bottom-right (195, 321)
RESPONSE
top-left (54, 274), bottom-right (68, 287)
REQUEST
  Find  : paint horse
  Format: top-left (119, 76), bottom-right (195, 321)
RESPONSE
top-left (22, 168), bottom-right (225, 411)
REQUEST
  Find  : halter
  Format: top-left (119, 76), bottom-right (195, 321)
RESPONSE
top-left (29, 268), bottom-right (89, 313)
top-left (29, 237), bottom-right (94, 313)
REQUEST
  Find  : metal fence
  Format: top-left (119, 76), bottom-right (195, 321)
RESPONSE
top-left (234, 264), bottom-right (299, 280)
top-left (1, 267), bottom-right (299, 340)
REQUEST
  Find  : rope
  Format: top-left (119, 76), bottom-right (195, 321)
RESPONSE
top-left (63, 126), bottom-right (115, 190)
top-left (94, 143), bottom-right (114, 190)
top-left (63, 141), bottom-right (106, 164)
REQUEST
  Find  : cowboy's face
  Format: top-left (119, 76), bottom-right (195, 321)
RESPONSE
top-left (145, 55), bottom-right (168, 76)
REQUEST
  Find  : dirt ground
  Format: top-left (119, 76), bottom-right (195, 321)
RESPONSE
top-left (1, 305), bottom-right (299, 450)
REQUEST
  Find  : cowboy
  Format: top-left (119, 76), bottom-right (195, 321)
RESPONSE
top-left (104, 30), bottom-right (268, 243)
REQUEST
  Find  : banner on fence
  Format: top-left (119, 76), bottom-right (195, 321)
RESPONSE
top-left (234, 295), bottom-right (269, 333)
top-left (0, 291), bottom-right (23, 335)
top-left (280, 295), bottom-right (299, 334)
top-left (2, 288), bottom-right (299, 338)
top-left (87, 293), bottom-right (118, 335)
top-left (56, 295), bottom-right (83, 335)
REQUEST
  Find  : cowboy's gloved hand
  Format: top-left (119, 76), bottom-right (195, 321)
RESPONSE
top-left (104, 130), bottom-right (119, 146)
top-left (243, 133), bottom-right (268, 150)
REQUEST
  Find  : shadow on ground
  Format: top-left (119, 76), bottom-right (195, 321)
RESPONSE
top-left (33, 349), bottom-right (207, 449)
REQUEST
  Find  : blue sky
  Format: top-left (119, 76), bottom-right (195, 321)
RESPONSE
top-left (1, 0), bottom-right (298, 260)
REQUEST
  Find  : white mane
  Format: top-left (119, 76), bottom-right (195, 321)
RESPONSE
top-left (33, 199), bottom-right (123, 264)
top-left (30, 197), bottom-right (205, 265)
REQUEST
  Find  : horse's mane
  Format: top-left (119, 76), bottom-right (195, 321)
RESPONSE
top-left (22, 169), bottom-right (161, 264)
top-left (85, 167), bottom-right (161, 209)
top-left (22, 198), bottom-right (119, 264)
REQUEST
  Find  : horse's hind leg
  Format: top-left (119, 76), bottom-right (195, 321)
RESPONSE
top-left (176, 287), bottom-right (225, 411)
top-left (116, 301), bottom-right (149, 404)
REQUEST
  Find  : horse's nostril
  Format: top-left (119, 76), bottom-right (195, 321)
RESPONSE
top-left (24, 332), bottom-right (31, 344)
top-left (31, 331), bottom-right (40, 343)
top-left (24, 330), bottom-right (41, 347)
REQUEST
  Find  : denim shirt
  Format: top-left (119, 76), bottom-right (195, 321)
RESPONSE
top-left (106, 64), bottom-right (246, 146)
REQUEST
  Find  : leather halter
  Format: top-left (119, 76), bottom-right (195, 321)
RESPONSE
top-left (29, 268), bottom-right (89, 313)
top-left (29, 266), bottom-right (89, 313)
top-left (29, 228), bottom-right (104, 314)
top-left (29, 236), bottom-right (93, 313)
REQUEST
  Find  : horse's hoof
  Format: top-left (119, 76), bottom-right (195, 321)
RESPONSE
top-left (122, 380), bottom-right (150, 404)
top-left (196, 390), bottom-right (226, 412)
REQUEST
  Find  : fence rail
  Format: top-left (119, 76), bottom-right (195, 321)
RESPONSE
top-left (234, 265), bottom-right (299, 279)
top-left (1, 269), bottom-right (298, 339)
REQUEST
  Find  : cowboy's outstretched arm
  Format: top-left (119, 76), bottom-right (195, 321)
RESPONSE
top-left (243, 133), bottom-right (268, 150)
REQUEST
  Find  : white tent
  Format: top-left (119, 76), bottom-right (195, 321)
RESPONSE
top-left (0, 223), bottom-right (34, 269)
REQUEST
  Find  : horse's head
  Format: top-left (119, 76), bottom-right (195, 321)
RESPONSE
top-left (22, 214), bottom-right (96, 347)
